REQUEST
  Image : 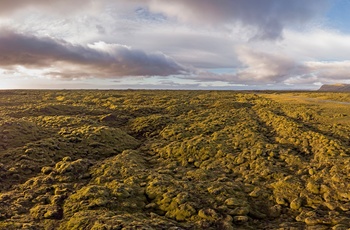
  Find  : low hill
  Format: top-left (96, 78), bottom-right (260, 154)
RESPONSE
top-left (319, 83), bottom-right (350, 91)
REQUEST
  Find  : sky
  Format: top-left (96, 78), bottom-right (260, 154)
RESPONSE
top-left (0, 0), bottom-right (350, 90)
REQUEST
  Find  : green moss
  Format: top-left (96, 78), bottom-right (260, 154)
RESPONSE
top-left (59, 212), bottom-right (93, 230)
top-left (0, 120), bottom-right (44, 150)
top-left (30, 204), bottom-right (62, 220)
top-left (290, 197), bottom-right (304, 210)
top-left (0, 222), bottom-right (27, 230)
top-left (63, 185), bottom-right (111, 216)
top-left (198, 208), bottom-right (219, 221)
top-left (58, 126), bottom-right (140, 153)
top-left (165, 203), bottom-right (196, 221)
top-left (130, 114), bottom-right (171, 137)
top-left (272, 177), bottom-right (303, 203)
top-left (306, 181), bottom-right (320, 194)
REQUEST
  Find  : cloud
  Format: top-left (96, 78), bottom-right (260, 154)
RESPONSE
top-left (118, 29), bottom-right (241, 69)
top-left (144, 0), bottom-right (329, 40)
top-left (305, 61), bottom-right (350, 81)
top-left (96, 25), bottom-right (106, 35)
top-left (0, 0), bottom-right (103, 15)
top-left (192, 47), bottom-right (306, 84)
top-left (111, 82), bottom-right (202, 90)
top-left (192, 47), bottom-right (350, 86)
top-left (0, 0), bottom-right (346, 89)
top-left (0, 30), bottom-right (188, 79)
top-left (282, 29), bottom-right (350, 61)
top-left (234, 47), bottom-right (305, 82)
top-left (4, 0), bottom-right (328, 40)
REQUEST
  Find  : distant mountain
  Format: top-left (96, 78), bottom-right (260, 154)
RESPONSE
top-left (318, 84), bottom-right (350, 92)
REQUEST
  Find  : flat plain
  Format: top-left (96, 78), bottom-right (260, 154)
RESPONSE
top-left (0, 90), bottom-right (350, 229)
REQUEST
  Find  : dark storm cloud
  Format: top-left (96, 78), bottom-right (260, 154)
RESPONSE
top-left (0, 30), bottom-right (188, 78)
top-left (146, 0), bottom-right (329, 39)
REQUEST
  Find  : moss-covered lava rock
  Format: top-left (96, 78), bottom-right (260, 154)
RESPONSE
top-left (1, 90), bottom-right (350, 229)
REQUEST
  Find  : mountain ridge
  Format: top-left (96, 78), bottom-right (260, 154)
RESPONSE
top-left (318, 83), bottom-right (350, 92)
